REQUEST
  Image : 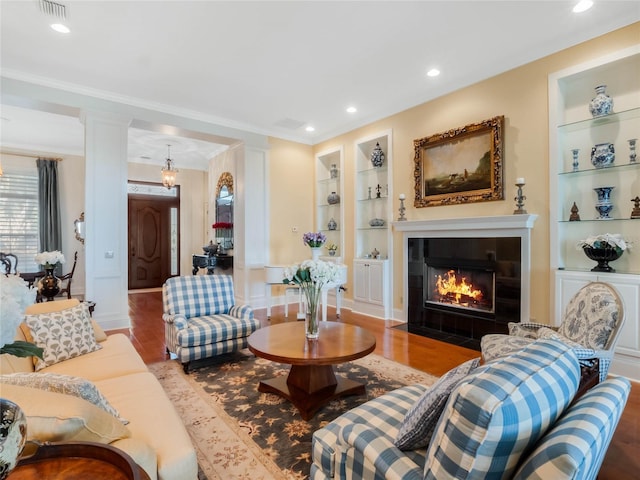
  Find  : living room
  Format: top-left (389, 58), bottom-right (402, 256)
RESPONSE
top-left (1, 2), bottom-right (639, 479)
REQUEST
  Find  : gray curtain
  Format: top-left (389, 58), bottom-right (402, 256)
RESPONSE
top-left (37, 159), bottom-right (62, 273)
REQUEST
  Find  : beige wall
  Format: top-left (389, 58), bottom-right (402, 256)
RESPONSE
top-left (310, 23), bottom-right (640, 323)
top-left (266, 138), bottom-right (315, 296)
top-left (127, 162), bottom-right (208, 277)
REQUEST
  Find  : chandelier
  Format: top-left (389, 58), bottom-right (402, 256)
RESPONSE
top-left (161, 144), bottom-right (178, 189)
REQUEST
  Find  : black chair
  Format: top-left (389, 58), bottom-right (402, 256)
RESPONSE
top-left (57, 251), bottom-right (78, 299)
top-left (0, 252), bottom-right (18, 275)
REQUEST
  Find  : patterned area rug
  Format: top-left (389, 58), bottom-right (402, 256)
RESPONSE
top-left (149, 350), bottom-right (436, 480)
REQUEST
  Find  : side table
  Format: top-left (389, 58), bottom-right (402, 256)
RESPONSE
top-left (8, 441), bottom-right (150, 480)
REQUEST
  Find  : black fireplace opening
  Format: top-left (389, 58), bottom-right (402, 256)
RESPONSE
top-left (403, 237), bottom-right (521, 350)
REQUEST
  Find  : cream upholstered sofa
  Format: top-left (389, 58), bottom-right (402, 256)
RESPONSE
top-left (0, 299), bottom-right (197, 480)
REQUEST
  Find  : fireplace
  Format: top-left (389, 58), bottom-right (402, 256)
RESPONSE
top-left (394, 215), bottom-right (537, 351)
top-left (426, 266), bottom-right (495, 313)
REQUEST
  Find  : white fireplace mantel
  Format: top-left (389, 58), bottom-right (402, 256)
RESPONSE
top-left (392, 214), bottom-right (538, 323)
top-left (392, 214), bottom-right (538, 236)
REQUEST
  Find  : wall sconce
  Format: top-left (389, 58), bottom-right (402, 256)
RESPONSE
top-left (161, 144), bottom-right (178, 189)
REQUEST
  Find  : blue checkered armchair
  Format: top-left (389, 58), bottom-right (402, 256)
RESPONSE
top-left (162, 275), bottom-right (259, 372)
top-left (312, 339), bottom-right (631, 480)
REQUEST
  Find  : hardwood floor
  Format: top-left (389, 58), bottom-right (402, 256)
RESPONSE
top-left (116, 290), bottom-right (638, 479)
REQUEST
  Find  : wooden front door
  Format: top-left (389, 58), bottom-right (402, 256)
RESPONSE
top-left (128, 195), bottom-right (178, 289)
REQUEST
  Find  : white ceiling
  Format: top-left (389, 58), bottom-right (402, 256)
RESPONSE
top-left (1, 1), bottom-right (639, 170)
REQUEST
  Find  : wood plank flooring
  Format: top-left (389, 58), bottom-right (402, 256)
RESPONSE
top-left (116, 291), bottom-right (638, 479)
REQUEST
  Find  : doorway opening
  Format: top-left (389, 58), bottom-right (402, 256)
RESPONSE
top-left (127, 181), bottom-right (180, 289)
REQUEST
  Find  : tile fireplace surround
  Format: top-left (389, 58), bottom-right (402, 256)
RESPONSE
top-left (393, 215), bottom-right (538, 349)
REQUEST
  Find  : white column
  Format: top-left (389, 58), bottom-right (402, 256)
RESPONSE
top-left (81, 110), bottom-right (132, 329)
top-left (233, 145), bottom-right (269, 306)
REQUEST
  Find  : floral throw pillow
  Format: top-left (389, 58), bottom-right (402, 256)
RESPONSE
top-left (395, 357), bottom-right (481, 451)
top-left (24, 302), bottom-right (101, 371)
top-left (0, 372), bottom-right (128, 424)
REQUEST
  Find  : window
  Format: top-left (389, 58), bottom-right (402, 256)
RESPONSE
top-left (0, 171), bottom-right (39, 272)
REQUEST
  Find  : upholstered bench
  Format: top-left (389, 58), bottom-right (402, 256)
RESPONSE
top-left (311, 338), bottom-right (631, 480)
top-left (162, 275), bottom-right (259, 372)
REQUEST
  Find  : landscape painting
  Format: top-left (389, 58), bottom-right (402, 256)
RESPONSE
top-left (413, 116), bottom-right (504, 207)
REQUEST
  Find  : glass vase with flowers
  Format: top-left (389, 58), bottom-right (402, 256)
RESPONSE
top-left (283, 260), bottom-right (342, 339)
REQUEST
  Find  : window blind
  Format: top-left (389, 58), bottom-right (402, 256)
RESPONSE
top-left (0, 172), bottom-right (40, 272)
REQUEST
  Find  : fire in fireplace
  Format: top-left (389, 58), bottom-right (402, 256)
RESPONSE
top-left (426, 267), bottom-right (495, 313)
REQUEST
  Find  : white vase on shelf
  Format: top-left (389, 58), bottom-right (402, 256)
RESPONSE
top-left (310, 247), bottom-right (322, 261)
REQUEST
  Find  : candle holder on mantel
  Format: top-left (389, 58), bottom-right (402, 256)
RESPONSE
top-left (398, 195), bottom-right (407, 221)
top-left (513, 181), bottom-right (527, 215)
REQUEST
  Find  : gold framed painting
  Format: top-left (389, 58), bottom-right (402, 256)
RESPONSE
top-left (413, 115), bottom-right (504, 207)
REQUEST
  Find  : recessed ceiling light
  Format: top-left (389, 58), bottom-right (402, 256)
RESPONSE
top-left (305, 126), bottom-right (315, 132)
top-left (346, 106), bottom-right (357, 114)
top-left (426, 68), bottom-right (440, 77)
top-left (50, 23), bottom-right (70, 33)
top-left (573, 1), bottom-right (593, 13)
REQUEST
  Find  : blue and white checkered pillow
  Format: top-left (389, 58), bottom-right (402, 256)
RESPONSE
top-left (424, 338), bottom-right (580, 480)
top-left (394, 357), bottom-right (480, 451)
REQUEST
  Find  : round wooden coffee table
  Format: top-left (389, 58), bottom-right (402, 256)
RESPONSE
top-left (247, 322), bottom-right (376, 420)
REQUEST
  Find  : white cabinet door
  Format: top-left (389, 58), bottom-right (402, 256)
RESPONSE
top-left (353, 259), bottom-right (390, 318)
top-left (353, 261), bottom-right (369, 302)
top-left (368, 261), bottom-right (385, 305)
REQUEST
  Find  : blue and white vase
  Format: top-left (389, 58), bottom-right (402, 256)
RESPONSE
top-left (594, 186), bottom-right (614, 220)
top-left (370, 142), bottom-right (385, 167)
top-left (327, 192), bottom-right (340, 205)
top-left (591, 143), bottom-right (615, 169)
top-left (327, 218), bottom-right (337, 230)
top-left (588, 85), bottom-right (613, 117)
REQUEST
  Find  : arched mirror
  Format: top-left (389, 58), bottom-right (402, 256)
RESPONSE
top-left (74, 212), bottom-right (85, 244)
top-left (214, 172), bottom-right (233, 252)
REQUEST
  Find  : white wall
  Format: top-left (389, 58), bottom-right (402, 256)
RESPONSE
top-left (0, 151), bottom-right (86, 296)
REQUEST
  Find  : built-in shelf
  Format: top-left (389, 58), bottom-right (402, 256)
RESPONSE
top-left (558, 162), bottom-right (639, 176)
top-left (548, 45), bottom-right (640, 379)
top-left (315, 147), bottom-right (344, 259)
top-left (353, 130), bottom-right (393, 319)
top-left (557, 107), bottom-right (640, 133)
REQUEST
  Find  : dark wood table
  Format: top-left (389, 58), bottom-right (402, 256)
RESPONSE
top-left (248, 322), bottom-right (376, 420)
top-left (9, 441), bottom-right (150, 480)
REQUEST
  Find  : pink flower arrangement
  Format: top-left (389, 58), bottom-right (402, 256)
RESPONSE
top-left (212, 222), bottom-right (233, 229)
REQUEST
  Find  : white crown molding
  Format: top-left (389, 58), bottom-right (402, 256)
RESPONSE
top-left (1, 69), bottom-right (314, 145)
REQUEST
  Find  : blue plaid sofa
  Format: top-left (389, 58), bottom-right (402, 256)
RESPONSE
top-left (311, 339), bottom-right (631, 480)
top-left (162, 275), bottom-right (259, 372)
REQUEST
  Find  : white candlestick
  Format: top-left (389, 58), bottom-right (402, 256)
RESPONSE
top-left (399, 193), bottom-right (406, 200)
top-left (516, 177), bottom-right (525, 185)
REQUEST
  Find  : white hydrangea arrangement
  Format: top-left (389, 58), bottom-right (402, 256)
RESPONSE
top-left (34, 250), bottom-right (66, 269)
top-left (0, 274), bottom-right (42, 358)
top-left (576, 233), bottom-right (630, 254)
top-left (283, 260), bottom-right (343, 336)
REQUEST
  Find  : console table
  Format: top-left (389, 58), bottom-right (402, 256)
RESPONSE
top-left (265, 264), bottom-right (347, 320)
top-left (192, 254), bottom-right (215, 275)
